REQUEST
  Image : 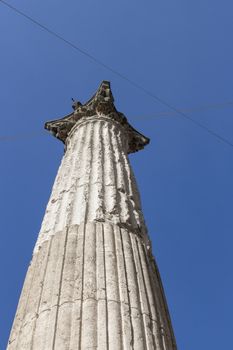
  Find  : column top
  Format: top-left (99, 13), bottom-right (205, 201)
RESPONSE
top-left (45, 81), bottom-right (150, 153)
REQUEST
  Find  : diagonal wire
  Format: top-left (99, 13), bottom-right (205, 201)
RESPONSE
top-left (1, 0), bottom-right (233, 148)
top-left (1, 100), bottom-right (232, 142)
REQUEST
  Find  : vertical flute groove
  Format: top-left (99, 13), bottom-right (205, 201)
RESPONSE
top-left (67, 225), bottom-right (79, 349)
top-left (70, 123), bottom-right (88, 226)
top-left (141, 243), bottom-right (165, 348)
top-left (135, 238), bottom-right (157, 349)
top-left (120, 228), bottom-right (134, 348)
top-left (129, 232), bottom-right (148, 349)
top-left (78, 223), bottom-right (86, 350)
top-left (102, 224), bottom-right (109, 350)
top-left (52, 227), bottom-right (69, 350)
top-left (30, 239), bottom-right (52, 350)
top-left (79, 122), bottom-right (95, 348)
top-left (8, 111), bottom-right (176, 349)
top-left (113, 226), bottom-right (124, 349)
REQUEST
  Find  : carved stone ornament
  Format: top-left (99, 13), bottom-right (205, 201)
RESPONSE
top-left (45, 81), bottom-right (150, 154)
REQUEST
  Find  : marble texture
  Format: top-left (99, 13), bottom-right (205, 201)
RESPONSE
top-left (8, 223), bottom-right (176, 350)
top-left (35, 117), bottom-right (147, 252)
top-left (8, 82), bottom-right (177, 349)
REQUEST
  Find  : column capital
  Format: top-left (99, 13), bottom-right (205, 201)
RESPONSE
top-left (45, 81), bottom-right (150, 153)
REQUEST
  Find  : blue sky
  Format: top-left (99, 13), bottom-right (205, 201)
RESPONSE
top-left (1, 0), bottom-right (233, 348)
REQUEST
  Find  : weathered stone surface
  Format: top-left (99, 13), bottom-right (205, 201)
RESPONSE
top-left (7, 82), bottom-right (177, 349)
top-left (45, 81), bottom-right (150, 153)
top-left (35, 116), bottom-right (148, 251)
top-left (8, 224), bottom-right (176, 350)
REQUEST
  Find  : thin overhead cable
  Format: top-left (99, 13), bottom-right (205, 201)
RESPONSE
top-left (0, 100), bottom-right (232, 142)
top-left (1, 0), bottom-right (233, 148)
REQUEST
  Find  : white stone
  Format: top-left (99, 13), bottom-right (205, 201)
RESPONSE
top-left (7, 83), bottom-right (177, 349)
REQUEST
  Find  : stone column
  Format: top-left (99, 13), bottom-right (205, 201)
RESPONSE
top-left (8, 82), bottom-right (177, 350)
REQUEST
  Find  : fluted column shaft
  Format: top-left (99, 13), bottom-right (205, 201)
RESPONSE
top-left (8, 116), bottom-right (176, 349)
top-left (36, 116), bottom-right (146, 251)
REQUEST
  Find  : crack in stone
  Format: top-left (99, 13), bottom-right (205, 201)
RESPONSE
top-left (35, 221), bottom-right (147, 254)
top-left (14, 295), bottom-right (173, 343)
